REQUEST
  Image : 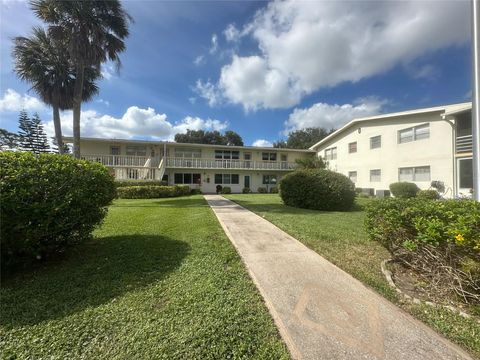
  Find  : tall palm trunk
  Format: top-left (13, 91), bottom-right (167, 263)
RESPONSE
top-left (72, 63), bottom-right (85, 158)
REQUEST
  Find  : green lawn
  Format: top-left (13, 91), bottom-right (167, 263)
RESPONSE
top-left (1, 196), bottom-right (289, 360)
top-left (225, 194), bottom-right (480, 358)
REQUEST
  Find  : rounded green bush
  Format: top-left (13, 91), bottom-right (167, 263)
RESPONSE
top-left (417, 189), bottom-right (440, 200)
top-left (221, 186), bottom-right (232, 194)
top-left (257, 187), bottom-right (267, 194)
top-left (279, 169), bottom-right (355, 211)
top-left (269, 186), bottom-right (279, 194)
top-left (242, 187), bottom-right (252, 194)
top-left (389, 182), bottom-right (419, 198)
top-left (0, 152), bottom-right (116, 270)
top-left (115, 180), bottom-right (167, 188)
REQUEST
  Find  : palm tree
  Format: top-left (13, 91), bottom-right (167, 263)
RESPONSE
top-left (13, 27), bottom-right (100, 154)
top-left (31, 0), bottom-right (132, 158)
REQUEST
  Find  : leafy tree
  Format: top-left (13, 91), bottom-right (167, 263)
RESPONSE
top-left (13, 27), bottom-right (100, 155)
top-left (272, 140), bottom-right (288, 148)
top-left (31, 0), bottom-right (132, 158)
top-left (295, 155), bottom-right (326, 169)
top-left (274, 127), bottom-right (335, 149)
top-left (224, 130), bottom-right (244, 146)
top-left (0, 129), bottom-right (22, 150)
top-left (174, 129), bottom-right (244, 146)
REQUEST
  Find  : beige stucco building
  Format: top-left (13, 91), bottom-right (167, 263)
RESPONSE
top-left (310, 102), bottom-right (474, 198)
top-left (64, 137), bottom-right (314, 193)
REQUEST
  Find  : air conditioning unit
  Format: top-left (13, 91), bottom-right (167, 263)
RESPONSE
top-left (376, 189), bottom-right (391, 198)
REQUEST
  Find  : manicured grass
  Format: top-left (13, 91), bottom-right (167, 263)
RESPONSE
top-left (1, 196), bottom-right (289, 359)
top-left (225, 194), bottom-right (480, 358)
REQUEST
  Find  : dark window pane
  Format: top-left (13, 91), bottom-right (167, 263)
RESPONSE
top-left (193, 173), bottom-right (201, 184)
top-left (459, 159), bottom-right (473, 189)
top-left (262, 153), bottom-right (269, 161)
top-left (263, 175), bottom-right (269, 184)
top-left (224, 174), bottom-right (231, 184)
top-left (270, 153), bottom-right (277, 161)
top-left (232, 174), bottom-right (239, 184)
top-left (214, 174), bottom-right (222, 184)
top-left (174, 173), bottom-right (183, 184)
top-left (215, 151), bottom-right (223, 159)
top-left (184, 173), bottom-right (192, 184)
top-left (232, 151), bottom-right (239, 159)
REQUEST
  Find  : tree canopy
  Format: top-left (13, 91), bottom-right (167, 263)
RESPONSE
top-left (274, 127), bottom-right (335, 149)
top-left (174, 130), bottom-right (244, 146)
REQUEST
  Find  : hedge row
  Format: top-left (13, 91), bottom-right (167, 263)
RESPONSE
top-left (116, 185), bottom-right (190, 199)
top-left (115, 180), bottom-right (167, 188)
top-left (365, 198), bottom-right (480, 303)
top-left (1, 152), bottom-right (116, 270)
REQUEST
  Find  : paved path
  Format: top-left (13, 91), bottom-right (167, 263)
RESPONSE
top-left (204, 195), bottom-right (473, 360)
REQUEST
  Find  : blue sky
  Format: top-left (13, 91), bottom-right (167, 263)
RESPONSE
top-left (0, 0), bottom-right (472, 147)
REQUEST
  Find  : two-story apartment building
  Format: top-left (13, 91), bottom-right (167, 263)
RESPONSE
top-left (310, 102), bottom-right (474, 198)
top-left (64, 137), bottom-right (314, 193)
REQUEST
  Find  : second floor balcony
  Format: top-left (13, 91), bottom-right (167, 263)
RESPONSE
top-left (81, 154), bottom-right (299, 171)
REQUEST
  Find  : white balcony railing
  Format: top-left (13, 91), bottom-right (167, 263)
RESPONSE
top-left (81, 154), bottom-right (153, 167)
top-left (456, 135), bottom-right (473, 153)
top-left (82, 154), bottom-right (299, 172)
top-left (165, 157), bottom-right (297, 170)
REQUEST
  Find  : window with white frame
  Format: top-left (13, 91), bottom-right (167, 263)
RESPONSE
top-left (262, 152), bottom-right (277, 161)
top-left (215, 150), bottom-right (240, 160)
top-left (370, 135), bottom-right (381, 149)
top-left (214, 173), bottom-right (239, 184)
top-left (262, 175), bottom-right (277, 184)
top-left (348, 171), bottom-right (357, 183)
top-left (175, 148), bottom-right (202, 158)
top-left (398, 124), bottom-right (430, 144)
top-left (174, 173), bottom-right (201, 184)
top-left (370, 169), bottom-right (381, 182)
top-left (126, 145), bottom-right (147, 156)
top-left (348, 142), bottom-right (357, 153)
top-left (398, 166), bottom-right (431, 181)
top-left (324, 147), bottom-right (337, 160)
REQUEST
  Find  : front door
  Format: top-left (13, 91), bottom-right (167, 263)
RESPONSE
top-left (244, 175), bottom-right (250, 189)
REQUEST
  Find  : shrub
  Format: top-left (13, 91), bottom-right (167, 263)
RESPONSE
top-left (279, 169), bottom-right (355, 211)
top-left (365, 198), bottom-right (480, 303)
top-left (257, 187), bottom-right (267, 194)
top-left (389, 182), bottom-right (419, 198)
top-left (115, 180), bottom-right (167, 188)
top-left (221, 186), bottom-right (232, 194)
top-left (242, 187), bottom-right (252, 194)
top-left (417, 189), bottom-right (440, 200)
top-left (116, 185), bottom-right (190, 199)
top-left (0, 152), bottom-right (116, 270)
top-left (190, 188), bottom-right (202, 195)
top-left (270, 186), bottom-right (279, 194)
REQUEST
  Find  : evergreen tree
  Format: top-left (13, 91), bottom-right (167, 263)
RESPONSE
top-left (30, 113), bottom-right (50, 154)
top-left (52, 137), bottom-right (70, 154)
top-left (18, 110), bottom-right (35, 152)
top-left (0, 128), bottom-right (21, 150)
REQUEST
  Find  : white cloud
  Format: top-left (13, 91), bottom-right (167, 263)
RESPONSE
top-left (209, 33), bottom-right (218, 54)
top-left (284, 97), bottom-right (385, 134)
top-left (252, 139), bottom-right (273, 147)
top-left (0, 88), bottom-right (47, 112)
top-left (203, 0), bottom-right (469, 110)
top-left (405, 63), bottom-right (440, 81)
top-left (194, 79), bottom-right (223, 107)
top-left (96, 99), bottom-right (110, 107)
top-left (43, 106), bottom-right (228, 142)
top-left (193, 55), bottom-right (205, 66)
top-left (101, 63), bottom-right (115, 80)
top-left (224, 23), bottom-right (241, 42)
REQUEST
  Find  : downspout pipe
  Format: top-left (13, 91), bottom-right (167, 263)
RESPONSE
top-left (442, 116), bottom-right (457, 198)
top-left (472, 0), bottom-right (480, 200)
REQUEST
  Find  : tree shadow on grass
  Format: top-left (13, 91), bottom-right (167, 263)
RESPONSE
top-left (1, 235), bottom-right (190, 328)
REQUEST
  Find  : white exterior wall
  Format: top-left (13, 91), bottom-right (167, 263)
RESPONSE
top-left (314, 112), bottom-right (455, 195)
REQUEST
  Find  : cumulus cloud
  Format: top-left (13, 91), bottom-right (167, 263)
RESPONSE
top-left (0, 88), bottom-right (47, 112)
top-left (41, 106), bottom-right (228, 142)
top-left (284, 97), bottom-right (385, 134)
top-left (193, 55), bottom-right (205, 66)
top-left (224, 23), bottom-right (241, 42)
top-left (252, 139), bottom-right (273, 147)
top-left (199, 0), bottom-right (469, 110)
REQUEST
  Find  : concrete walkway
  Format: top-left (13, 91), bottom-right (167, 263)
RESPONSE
top-left (204, 195), bottom-right (473, 360)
